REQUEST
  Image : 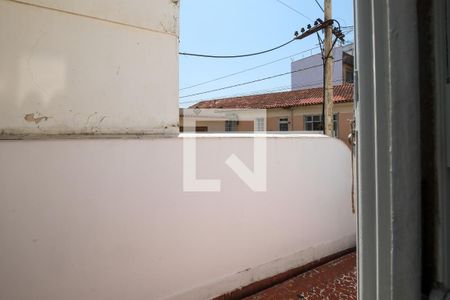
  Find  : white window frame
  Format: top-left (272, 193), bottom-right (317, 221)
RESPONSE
top-left (355, 0), bottom-right (422, 298)
top-left (255, 118), bottom-right (265, 131)
top-left (304, 114), bottom-right (339, 137)
top-left (225, 120), bottom-right (237, 132)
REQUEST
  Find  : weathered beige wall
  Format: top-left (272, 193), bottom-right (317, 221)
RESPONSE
top-left (179, 104), bottom-right (353, 138)
top-left (293, 115), bottom-right (305, 131)
top-left (180, 120), bottom-right (254, 133)
top-left (264, 104), bottom-right (353, 146)
top-left (0, 0), bottom-right (179, 137)
top-left (237, 120), bottom-right (254, 131)
top-left (195, 121), bottom-right (226, 132)
top-left (267, 117), bottom-right (279, 131)
top-left (267, 109), bottom-right (291, 131)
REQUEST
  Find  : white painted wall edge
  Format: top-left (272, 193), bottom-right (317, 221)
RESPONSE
top-left (163, 234), bottom-right (356, 300)
top-left (179, 133), bottom-right (328, 138)
top-left (0, 133), bottom-right (328, 140)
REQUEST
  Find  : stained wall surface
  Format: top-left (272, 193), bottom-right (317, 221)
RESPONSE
top-left (0, 0), bottom-right (179, 136)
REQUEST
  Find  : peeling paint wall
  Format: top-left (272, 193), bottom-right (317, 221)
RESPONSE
top-left (0, 0), bottom-right (179, 137)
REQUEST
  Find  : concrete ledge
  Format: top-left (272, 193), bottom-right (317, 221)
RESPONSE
top-left (214, 247), bottom-right (356, 300)
top-left (164, 235), bottom-right (356, 300)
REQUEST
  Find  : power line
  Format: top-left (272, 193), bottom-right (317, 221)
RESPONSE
top-left (179, 38), bottom-right (296, 59)
top-left (180, 67), bottom-right (311, 100)
top-left (179, 79), bottom-right (343, 107)
top-left (210, 78), bottom-right (342, 100)
top-left (215, 80), bottom-right (325, 98)
top-left (314, 0), bottom-right (325, 12)
top-left (179, 59), bottom-right (343, 101)
top-left (239, 78), bottom-right (341, 96)
top-left (180, 46), bottom-right (321, 91)
top-left (179, 85), bottom-right (295, 106)
top-left (194, 81), bottom-right (315, 100)
top-left (274, 0), bottom-right (314, 22)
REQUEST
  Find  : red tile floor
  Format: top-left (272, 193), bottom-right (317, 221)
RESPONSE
top-left (244, 252), bottom-right (357, 300)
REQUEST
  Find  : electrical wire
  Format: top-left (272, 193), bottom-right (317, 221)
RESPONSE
top-left (212, 78), bottom-right (342, 99)
top-left (180, 70), bottom-right (298, 99)
top-left (179, 78), bottom-right (343, 107)
top-left (179, 0), bottom-right (316, 59)
top-left (180, 46), bottom-right (321, 91)
top-left (332, 19), bottom-right (342, 30)
top-left (179, 59), bottom-right (343, 101)
top-left (274, 0), bottom-right (314, 22)
top-left (314, 0), bottom-right (324, 12)
top-left (179, 38), bottom-right (296, 59)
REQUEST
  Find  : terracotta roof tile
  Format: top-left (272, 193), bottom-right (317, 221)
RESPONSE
top-left (190, 83), bottom-right (353, 109)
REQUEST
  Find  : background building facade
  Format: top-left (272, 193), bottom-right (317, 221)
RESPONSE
top-left (184, 83), bottom-right (354, 147)
top-left (291, 44), bottom-right (354, 91)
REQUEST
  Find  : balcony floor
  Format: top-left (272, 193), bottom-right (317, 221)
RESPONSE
top-left (244, 252), bottom-right (356, 300)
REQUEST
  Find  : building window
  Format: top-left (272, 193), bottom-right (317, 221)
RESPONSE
top-left (304, 115), bottom-right (323, 131)
top-left (279, 118), bottom-right (289, 131)
top-left (333, 113), bottom-right (339, 137)
top-left (225, 120), bottom-right (238, 132)
top-left (255, 118), bottom-right (265, 131)
top-left (304, 114), bottom-right (339, 136)
top-left (345, 69), bottom-right (354, 83)
top-left (345, 70), bottom-right (354, 83)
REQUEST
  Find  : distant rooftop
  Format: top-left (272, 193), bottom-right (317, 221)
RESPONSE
top-left (190, 83), bottom-right (353, 109)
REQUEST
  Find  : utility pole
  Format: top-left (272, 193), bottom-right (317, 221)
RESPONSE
top-left (323, 0), bottom-right (334, 136)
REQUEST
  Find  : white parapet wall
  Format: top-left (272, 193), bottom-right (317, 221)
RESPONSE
top-left (0, 0), bottom-right (179, 136)
top-left (0, 135), bottom-right (356, 300)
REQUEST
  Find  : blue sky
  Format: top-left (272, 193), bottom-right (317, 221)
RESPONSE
top-left (179, 0), bottom-right (354, 107)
